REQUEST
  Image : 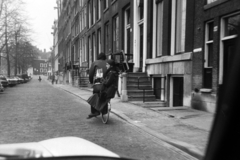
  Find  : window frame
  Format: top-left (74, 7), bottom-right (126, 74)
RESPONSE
top-left (205, 21), bottom-right (214, 68)
top-left (124, 6), bottom-right (131, 55)
top-left (97, 28), bottom-right (101, 55)
top-left (105, 22), bottom-right (110, 54)
top-left (112, 14), bottom-right (119, 53)
top-left (153, 0), bottom-right (164, 58)
top-left (171, 0), bottom-right (187, 55)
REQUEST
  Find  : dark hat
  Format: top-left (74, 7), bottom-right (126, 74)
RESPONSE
top-left (97, 52), bottom-right (106, 60)
top-left (106, 59), bottom-right (115, 66)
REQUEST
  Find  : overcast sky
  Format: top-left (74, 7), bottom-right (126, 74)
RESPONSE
top-left (23, 0), bottom-right (58, 52)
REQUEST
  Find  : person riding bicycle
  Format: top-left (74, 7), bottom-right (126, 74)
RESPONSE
top-left (87, 58), bottom-right (119, 119)
top-left (87, 52), bottom-right (108, 119)
top-left (38, 76), bottom-right (42, 81)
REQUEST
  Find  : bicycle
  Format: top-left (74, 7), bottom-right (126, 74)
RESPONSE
top-left (101, 101), bottom-right (111, 124)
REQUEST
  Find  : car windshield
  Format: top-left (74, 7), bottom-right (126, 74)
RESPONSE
top-left (0, 0), bottom-right (239, 160)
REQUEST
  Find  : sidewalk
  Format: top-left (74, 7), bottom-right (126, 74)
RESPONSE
top-left (49, 79), bottom-right (214, 159)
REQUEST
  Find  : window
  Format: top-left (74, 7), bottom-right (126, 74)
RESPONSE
top-left (88, 2), bottom-right (91, 27)
top-left (82, 11), bottom-right (84, 29)
top-left (124, 7), bottom-right (131, 56)
top-left (85, 7), bottom-right (87, 28)
top-left (80, 13), bottom-right (82, 32)
top-left (206, 0), bottom-right (218, 4)
top-left (204, 21), bottom-right (214, 88)
top-left (75, 19), bottom-right (79, 36)
top-left (171, 0), bottom-right (187, 55)
top-left (223, 14), bottom-right (240, 38)
top-left (113, 15), bottom-right (119, 53)
top-left (98, 0), bottom-right (101, 19)
top-left (93, 0), bottom-right (96, 24)
top-left (97, 29), bottom-right (101, 55)
top-left (80, 39), bottom-right (82, 63)
top-left (155, 0), bottom-right (164, 57)
top-left (88, 36), bottom-right (92, 66)
top-left (205, 21), bottom-right (214, 68)
top-left (75, 40), bottom-right (79, 61)
top-left (103, 0), bottom-right (109, 10)
top-left (138, 0), bottom-right (144, 20)
top-left (92, 33), bottom-right (96, 61)
top-left (105, 22), bottom-right (110, 54)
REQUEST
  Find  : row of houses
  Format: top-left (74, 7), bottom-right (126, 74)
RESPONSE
top-left (52, 0), bottom-right (240, 113)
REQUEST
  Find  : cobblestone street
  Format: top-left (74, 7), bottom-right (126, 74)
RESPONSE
top-left (0, 77), bottom-right (196, 160)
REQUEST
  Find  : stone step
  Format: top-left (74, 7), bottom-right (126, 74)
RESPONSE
top-left (127, 76), bottom-right (150, 79)
top-left (79, 84), bottom-right (88, 87)
top-left (130, 101), bottom-right (166, 108)
top-left (127, 72), bottom-right (148, 77)
top-left (127, 85), bottom-right (152, 90)
top-left (128, 95), bottom-right (156, 101)
top-left (127, 81), bottom-right (152, 85)
top-left (79, 77), bottom-right (88, 80)
top-left (128, 90), bottom-right (154, 96)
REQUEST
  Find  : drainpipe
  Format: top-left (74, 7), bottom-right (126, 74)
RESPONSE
top-left (121, 72), bottom-right (128, 101)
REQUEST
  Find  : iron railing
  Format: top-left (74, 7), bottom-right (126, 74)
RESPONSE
top-left (137, 76), bottom-right (166, 102)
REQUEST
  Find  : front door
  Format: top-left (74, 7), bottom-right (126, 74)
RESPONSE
top-left (223, 39), bottom-right (236, 79)
top-left (154, 77), bottom-right (161, 99)
top-left (173, 77), bottom-right (183, 107)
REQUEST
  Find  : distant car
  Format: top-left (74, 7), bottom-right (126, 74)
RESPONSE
top-left (0, 83), bottom-right (4, 92)
top-left (7, 77), bottom-right (18, 87)
top-left (0, 75), bottom-right (9, 87)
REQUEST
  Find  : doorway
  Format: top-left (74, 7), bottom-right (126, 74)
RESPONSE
top-left (154, 77), bottom-right (165, 101)
top-left (172, 77), bottom-right (183, 107)
top-left (223, 39), bottom-right (236, 79)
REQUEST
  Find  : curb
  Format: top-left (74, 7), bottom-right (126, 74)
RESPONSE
top-left (111, 109), bottom-right (204, 160)
top-left (57, 85), bottom-right (204, 159)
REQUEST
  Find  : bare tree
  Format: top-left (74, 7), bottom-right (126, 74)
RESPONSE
top-left (0, 0), bottom-right (36, 76)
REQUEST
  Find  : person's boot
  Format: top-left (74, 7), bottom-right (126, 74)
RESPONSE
top-left (86, 112), bottom-right (100, 119)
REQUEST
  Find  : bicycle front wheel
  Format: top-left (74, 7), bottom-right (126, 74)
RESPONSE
top-left (101, 102), bottom-right (111, 124)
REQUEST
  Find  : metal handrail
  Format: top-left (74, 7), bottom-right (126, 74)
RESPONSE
top-left (137, 76), bottom-right (165, 102)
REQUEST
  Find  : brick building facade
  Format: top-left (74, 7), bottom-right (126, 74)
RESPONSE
top-left (55, 0), bottom-right (240, 113)
top-left (192, 0), bottom-right (240, 113)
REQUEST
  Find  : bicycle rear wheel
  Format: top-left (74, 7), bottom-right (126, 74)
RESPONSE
top-left (101, 102), bottom-right (111, 124)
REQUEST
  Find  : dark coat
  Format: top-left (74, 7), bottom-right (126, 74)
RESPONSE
top-left (88, 53), bottom-right (107, 84)
top-left (88, 60), bottom-right (107, 84)
top-left (102, 67), bottom-right (118, 98)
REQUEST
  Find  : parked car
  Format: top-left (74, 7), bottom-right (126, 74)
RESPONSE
top-left (15, 77), bottom-right (24, 84)
top-left (6, 76), bottom-right (18, 87)
top-left (18, 74), bottom-right (30, 83)
top-left (0, 75), bottom-right (9, 87)
top-left (0, 83), bottom-right (4, 92)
